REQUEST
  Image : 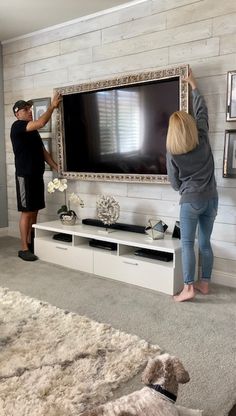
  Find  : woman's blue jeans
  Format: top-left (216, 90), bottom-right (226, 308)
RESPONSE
top-left (180, 197), bottom-right (218, 285)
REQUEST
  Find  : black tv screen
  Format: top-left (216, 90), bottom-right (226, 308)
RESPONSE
top-left (62, 77), bottom-right (179, 176)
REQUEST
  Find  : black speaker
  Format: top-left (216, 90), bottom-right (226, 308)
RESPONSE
top-left (82, 218), bottom-right (146, 234)
top-left (172, 221), bottom-right (181, 239)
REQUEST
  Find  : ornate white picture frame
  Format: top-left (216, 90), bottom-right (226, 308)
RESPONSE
top-left (32, 97), bottom-right (51, 132)
top-left (223, 129), bottom-right (236, 178)
top-left (226, 71), bottom-right (236, 121)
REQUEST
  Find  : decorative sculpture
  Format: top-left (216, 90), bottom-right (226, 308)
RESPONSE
top-left (145, 218), bottom-right (168, 240)
top-left (96, 195), bottom-right (120, 231)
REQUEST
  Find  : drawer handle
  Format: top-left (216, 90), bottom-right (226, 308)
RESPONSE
top-left (56, 246), bottom-right (68, 250)
top-left (123, 260), bottom-right (138, 266)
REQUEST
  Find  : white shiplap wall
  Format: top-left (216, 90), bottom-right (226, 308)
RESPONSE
top-left (3, 0), bottom-right (236, 286)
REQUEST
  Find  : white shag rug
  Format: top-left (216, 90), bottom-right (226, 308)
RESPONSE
top-left (0, 287), bottom-right (160, 416)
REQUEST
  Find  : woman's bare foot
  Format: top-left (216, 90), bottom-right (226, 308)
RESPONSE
top-left (173, 284), bottom-right (195, 302)
top-left (194, 280), bottom-right (209, 294)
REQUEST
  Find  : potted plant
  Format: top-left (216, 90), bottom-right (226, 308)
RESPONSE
top-left (47, 178), bottom-right (84, 225)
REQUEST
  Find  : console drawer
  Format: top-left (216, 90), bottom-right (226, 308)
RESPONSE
top-left (118, 257), bottom-right (174, 294)
top-left (35, 240), bottom-right (93, 273)
top-left (94, 250), bottom-right (174, 294)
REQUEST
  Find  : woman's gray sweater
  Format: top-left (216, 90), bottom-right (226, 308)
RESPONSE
top-left (166, 89), bottom-right (218, 204)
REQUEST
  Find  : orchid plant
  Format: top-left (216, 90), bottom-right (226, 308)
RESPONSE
top-left (47, 178), bottom-right (84, 218)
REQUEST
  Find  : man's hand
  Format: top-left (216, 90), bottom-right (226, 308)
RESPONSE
top-left (51, 92), bottom-right (62, 109)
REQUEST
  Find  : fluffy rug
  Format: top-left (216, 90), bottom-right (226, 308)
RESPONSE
top-left (0, 287), bottom-right (160, 416)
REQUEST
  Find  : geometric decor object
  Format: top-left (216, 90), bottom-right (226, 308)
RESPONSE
top-left (145, 218), bottom-right (168, 240)
top-left (172, 220), bottom-right (181, 239)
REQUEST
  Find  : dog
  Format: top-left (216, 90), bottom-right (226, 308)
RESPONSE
top-left (79, 353), bottom-right (202, 416)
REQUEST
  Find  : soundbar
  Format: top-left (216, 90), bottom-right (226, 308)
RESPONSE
top-left (82, 218), bottom-right (146, 234)
top-left (134, 248), bottom-right (173, 262)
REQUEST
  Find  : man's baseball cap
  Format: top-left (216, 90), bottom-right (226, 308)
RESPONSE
top-left (13, 100), bottom-right (33, 115)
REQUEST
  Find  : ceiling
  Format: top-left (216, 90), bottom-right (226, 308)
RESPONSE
top-left (0, 0), bottom-right (133, 42)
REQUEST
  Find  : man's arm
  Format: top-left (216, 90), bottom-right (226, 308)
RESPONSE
top-left (26, 92), bottom-right (61, 132)
top-left (43, 147), bottom-right (58, 171)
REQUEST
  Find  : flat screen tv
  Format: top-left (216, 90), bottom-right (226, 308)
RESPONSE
top-left (55, 64), bottom-right (189, 183)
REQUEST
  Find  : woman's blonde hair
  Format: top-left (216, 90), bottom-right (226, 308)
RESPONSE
top-left (166, 111), bottom-right (199, 155)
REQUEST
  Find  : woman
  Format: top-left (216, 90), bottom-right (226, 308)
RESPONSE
top-left (166, 69), bottom-right (218, 302)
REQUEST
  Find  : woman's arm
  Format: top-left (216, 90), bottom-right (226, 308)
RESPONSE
top-left (184, 68), bottom-right (208, 133)
top-left (192, 90), bottom-right (208, 132)
top-left (184, 68), bottom-right (197, 90)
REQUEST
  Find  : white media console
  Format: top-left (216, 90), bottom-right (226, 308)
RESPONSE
top-left (33, 220), bottom-right (187, 295)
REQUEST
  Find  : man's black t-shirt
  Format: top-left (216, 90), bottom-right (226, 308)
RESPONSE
top-left (10, 120), bottom-right (45, 176)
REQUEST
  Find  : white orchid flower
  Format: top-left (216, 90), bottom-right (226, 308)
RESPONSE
top-left (69, 192), bottom-right (84, 207)
top-left (68, 192), bottom-right (79, 203)
top-left (58, 182), bottom-right (68, 192)
top-left (47, 181), bottom-right (55, 193)
top-left (47, 178), bottom-right (84, 215)
top-left (53, 178), bottom-right (61, 189)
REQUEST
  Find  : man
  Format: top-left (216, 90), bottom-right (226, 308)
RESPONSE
top-left (10, 92), bottom-right (61, 261)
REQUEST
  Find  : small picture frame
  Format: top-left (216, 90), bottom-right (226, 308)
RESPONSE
top-left (223, 130), bottom-right (236, 178)
top-left (32, 97), bottom-right (51, 131)
top-left (42, 138), bottom-right (52, 170)
top-left (226, 71), bottom-right (236, 121)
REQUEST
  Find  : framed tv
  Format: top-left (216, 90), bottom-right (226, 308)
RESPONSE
top-left (55, 64), bottom-right (189, 183)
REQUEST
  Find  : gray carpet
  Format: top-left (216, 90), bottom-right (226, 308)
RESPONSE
top-left (0, 236), bottom-right (236, 416)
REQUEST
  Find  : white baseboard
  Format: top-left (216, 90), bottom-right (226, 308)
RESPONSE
top-left (0, 227), bottom-right (9, 236)
top-left (212, 270), bottom-right (236, 288)
top-left (7, 228), bottom-right (19, 238)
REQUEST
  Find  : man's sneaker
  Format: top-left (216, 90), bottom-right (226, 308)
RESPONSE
top-left (18, 250), bottom-right (38, 261)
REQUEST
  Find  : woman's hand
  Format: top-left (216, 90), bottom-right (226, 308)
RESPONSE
top-left (183, 68), bottom-right (197, 90)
